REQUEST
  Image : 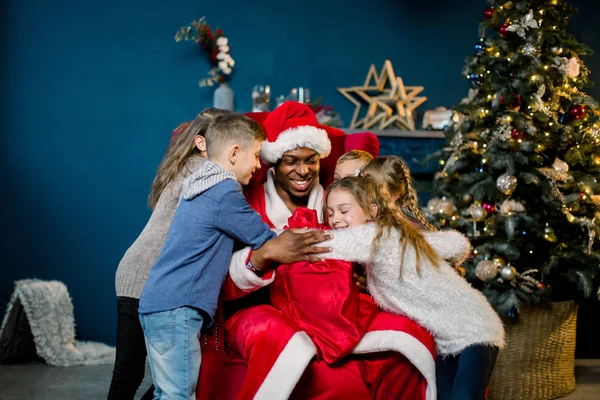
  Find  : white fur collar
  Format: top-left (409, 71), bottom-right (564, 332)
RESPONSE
top-left (264, 169), bottom-right (324, 229)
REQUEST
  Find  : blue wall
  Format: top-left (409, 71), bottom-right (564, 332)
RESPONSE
top-left (1, 0), bottom-right (599, 345)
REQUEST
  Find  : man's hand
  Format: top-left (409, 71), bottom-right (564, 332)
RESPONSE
top-left (251, 230), bottom-right (331, 271)
top-left (353, 263), bottom-right (368, 293)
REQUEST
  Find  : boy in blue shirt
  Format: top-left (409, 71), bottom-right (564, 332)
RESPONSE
top-left (139, 113), bottom-right (276, 399)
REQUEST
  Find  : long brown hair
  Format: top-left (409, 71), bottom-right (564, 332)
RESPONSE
top-left (361, 156), bottom-right (436, 231)
top-left (148, 108), bottom-right (232, 209)
top-left (326, 176), bottom-right (440, 277)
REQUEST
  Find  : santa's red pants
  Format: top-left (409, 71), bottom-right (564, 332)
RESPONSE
top-left (225, 305), bottom-right (427, 400)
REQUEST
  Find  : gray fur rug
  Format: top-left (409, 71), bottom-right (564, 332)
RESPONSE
top-left (0, 279), bottom-right (115, 366)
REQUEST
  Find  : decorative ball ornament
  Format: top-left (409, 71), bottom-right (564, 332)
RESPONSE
top-left (496, 174), bottom-right (518, 195)
top-left (499, 23), bottom-right (510, 37)
top-left (493, 256), bottom-right (507, 267)
top-left (569, 104), bottom-right (586, 120)
top-left (544, 225), bottom-right (558, 243)
top-left (482, 203), bottom-right (496, 213)
top-left (553, 157), bottom-right (569, 173)
top-left (438, 197), bottom-right (455, 217)
top-left (463, 193), bottom-right (473, 203)
top-left (475, 260), bottom-right (498, 281)
top-left (551, 46), bottom-right (563, 55)
top-left (470, 205), bottom-right (488, 222)
top-left (484, 7), bottom-right (494, 19)
top-left (500, 265), bottom-right (517, 281)
top-left (503, 1), bottom-right (514, 9)
top-left (511, 129), bottom-right (525, 140)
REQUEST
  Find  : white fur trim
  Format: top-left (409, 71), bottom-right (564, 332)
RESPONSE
top-left (254, 332), bottom-right (317, 400)
top-left (261, 126), bottom-right (331, 164)
top-left (264, 169), bottom-right (324, 229)
top-left (353, 330), bottom-right (436, 400)
top-left (228, 247), bottom-right (276, 291)
top-left (424, 230), bottom-right (472, 265)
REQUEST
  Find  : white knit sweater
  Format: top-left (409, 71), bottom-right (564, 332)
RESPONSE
top-left (323, 224), bottom-right (505, 356)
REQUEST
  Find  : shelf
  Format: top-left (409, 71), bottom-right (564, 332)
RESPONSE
top-left (343, 129), bottom-right (446, 139)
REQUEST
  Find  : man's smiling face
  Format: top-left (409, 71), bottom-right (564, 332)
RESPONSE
top-left (274, 147), bottom-right (320, 198)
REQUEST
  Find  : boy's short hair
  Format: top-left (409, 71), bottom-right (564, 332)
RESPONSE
top-left (336, 150), bottom-right (374, 165)
top-left (205, 114), bottom-right (266, 158)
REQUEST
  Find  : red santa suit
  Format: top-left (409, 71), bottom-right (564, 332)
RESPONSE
top-left (196, 101), bottom-right (436, 400)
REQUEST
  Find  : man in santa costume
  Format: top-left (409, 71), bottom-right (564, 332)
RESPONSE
top-left (198, 101), bottom-right (437, 400)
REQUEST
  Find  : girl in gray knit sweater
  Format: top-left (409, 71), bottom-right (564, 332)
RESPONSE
top-left (108, 108), bottom-right (231, 400)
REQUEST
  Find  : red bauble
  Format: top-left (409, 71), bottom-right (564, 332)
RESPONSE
top-left (499, 22), bottom-right (510, 37)
top-left (484, 7), bottom-right (494, 19)
top-left (569, 104), bottom-right (586, 120)
top-left (511, 129), bottom-right (525, 140)
top-left (482, 203), bottom-right (496, 213)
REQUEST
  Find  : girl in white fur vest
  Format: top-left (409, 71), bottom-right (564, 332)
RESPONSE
top-left (322, 174), bottom-right (505, 400)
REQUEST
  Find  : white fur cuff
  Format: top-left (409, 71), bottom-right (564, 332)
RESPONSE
top-left (228, 247), bottom-right (276, 291)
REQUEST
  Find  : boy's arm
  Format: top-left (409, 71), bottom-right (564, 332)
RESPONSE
top-left (319, 223), bottom-right (378, 263)
top-left (216, 187), bottom-right (277, 249)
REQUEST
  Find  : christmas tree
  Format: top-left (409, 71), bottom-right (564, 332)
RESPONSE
top-left (426, 0), bottom-right (600, 319)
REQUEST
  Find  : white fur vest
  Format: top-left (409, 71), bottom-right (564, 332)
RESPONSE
top-left (323, 224), bottom-right (505, 356)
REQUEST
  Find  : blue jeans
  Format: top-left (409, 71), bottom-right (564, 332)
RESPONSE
top-left (436, 345), bottom-right (499, 400)
top-left (139, 307), bottom-right (205, 400)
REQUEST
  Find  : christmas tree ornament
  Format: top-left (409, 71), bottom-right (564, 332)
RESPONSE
top-left (469, 74), bottom-right (483, 86)
top-left (522, 43), bottom-right (537, 56)
top-left (463, 193), bottom-right (473, 203)
top-left (484, 7), bottom-right (494, 19)
top-left (551, 46), bottom-right (563, 55)
top-left (497, 173), bottom-right (518, 195)
top-left (552, 157), bottom-right (569, 173)
top-left (511, 129), bottom-right (525, 140)
top-left (493, 256), bottom-right (507, 267)
top-left (456, 266), bottom-right (466, 277)
top-left (558, 112), bottom-right (569, 124)
top-left (482, 203), bottom-right (496, 213)
top-left (506, 9), bottom-right (539, 38)
top-left (499, 22), bottom-right (510, 37)
top-left (500, 265), bottom-right (517, 281)
top-left (470, 204), bottom-right (488, 222)
top-left (438, 197), bottom-right (455, 217)
top-left (475, 40), bottom-right (485, 55)
top-left (475, 260), bottom-right (498, 281)
top-left (544, 225), bottom-right (558, 242)
top-left (503, 1), bottom-right (514, 10)
top-left (484, 218), bottom-right (498, 236)
top-left (499, 199), bottom-right (526, 215)
top-left (568, 104), bottom-right (586, 120)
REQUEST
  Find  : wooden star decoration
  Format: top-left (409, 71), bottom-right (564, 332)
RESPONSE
top-left (337, 60), bottom-right (398, 129)
top-left (337, 60), bottom-right (427, 130)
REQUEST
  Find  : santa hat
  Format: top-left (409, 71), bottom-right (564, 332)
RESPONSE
top-left (260, 101), bottom-right (331, 164)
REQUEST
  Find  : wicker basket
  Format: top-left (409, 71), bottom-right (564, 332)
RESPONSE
top-left (488, 301), bottom-right (578, 400)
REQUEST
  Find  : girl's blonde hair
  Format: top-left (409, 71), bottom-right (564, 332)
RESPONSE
top-left (326, 176), bottom-right (440, 277)
top-left (148, 108), bottom-right (232, 209)
top-left (336, 150), bottom-right (374, 165)
top-left (361, 156), bottom-right (436, 231)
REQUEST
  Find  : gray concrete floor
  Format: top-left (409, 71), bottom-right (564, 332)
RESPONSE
top-left (0, 360), bottom-right (598, 399)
